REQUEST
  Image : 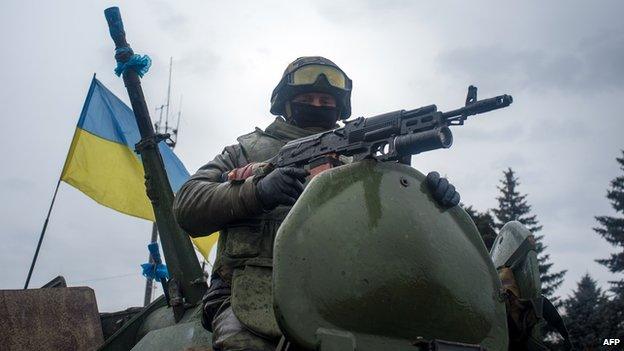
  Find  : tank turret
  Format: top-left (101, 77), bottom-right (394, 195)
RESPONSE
top-left (273, 160), bottom-right (508, 350)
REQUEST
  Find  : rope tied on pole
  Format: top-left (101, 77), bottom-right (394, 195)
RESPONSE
top-left (114, 47), bottom-right (152, 78)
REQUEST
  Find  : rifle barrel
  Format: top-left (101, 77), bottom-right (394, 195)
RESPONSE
top-left (442, 94), bottom-right (513, 119)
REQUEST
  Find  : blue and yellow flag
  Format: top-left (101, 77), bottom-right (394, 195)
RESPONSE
top-left (61, 77), bottom-right (217, 259)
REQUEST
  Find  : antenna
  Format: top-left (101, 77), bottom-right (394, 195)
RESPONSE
top-left (154, 57), bottom-right (179, 148)
top-left (165, 57), bottom-right (172, 131)
top-left (155, 104), bottom-right (165, 128)
top-left (173, 95), bottom-right (183, 147)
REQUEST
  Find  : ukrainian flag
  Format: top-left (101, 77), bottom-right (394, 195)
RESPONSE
top-left (61, 76), bottom-right (217, 259)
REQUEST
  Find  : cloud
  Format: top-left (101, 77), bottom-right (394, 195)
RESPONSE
top-left (175, 48), bottom-right (221, 78)
top-left (436, 31), bottom-right (624, 93)
top-left (2, 0), bottom-right (623, 312)
top-left (145, 0), bottom-right (191, 37)
top-left (1, 177), bottom-right (38, 193)
top-left (312, 0), bottom-right (412, 24)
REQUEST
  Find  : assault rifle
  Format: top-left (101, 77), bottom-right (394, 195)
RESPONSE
top-left (270, 86), bottom-right (512, 175)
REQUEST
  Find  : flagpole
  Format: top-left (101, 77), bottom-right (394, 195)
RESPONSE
top-left (143, 223), bottom-right (158, 306)
top-left (24, 73), bottom-right (97, 289)
top-left (24, 177), bottom-right (62, 289)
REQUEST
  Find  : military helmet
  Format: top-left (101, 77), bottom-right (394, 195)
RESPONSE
top-left (270, 56), bottom-right (352, 120)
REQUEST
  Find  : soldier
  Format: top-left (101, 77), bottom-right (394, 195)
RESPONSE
top-left (173, 56), bottom-right (460, 351)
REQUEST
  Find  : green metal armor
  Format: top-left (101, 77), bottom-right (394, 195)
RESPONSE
top-left (272, 160), bottom-right (509, 350)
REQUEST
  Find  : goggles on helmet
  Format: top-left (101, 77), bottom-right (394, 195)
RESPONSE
top-left (287, 64), bottom-right (351, 91)
top-left (270, 57), bottom-right (353, 119)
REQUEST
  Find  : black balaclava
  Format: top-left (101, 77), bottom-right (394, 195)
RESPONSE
top-left (289, 102), bottom-right (339, 130)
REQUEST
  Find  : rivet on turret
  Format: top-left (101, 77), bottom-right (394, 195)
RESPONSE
top-left (400, 177), bottom-right (409, 187)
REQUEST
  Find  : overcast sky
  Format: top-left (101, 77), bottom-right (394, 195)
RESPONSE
top-left (1, 0), bottom-right (622, 312)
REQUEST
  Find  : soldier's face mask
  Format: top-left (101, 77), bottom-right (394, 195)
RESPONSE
top-left (289, 102), bottom-right (339, 130)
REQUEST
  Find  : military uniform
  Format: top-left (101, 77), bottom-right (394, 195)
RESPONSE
top-left (174, 117), bottom-right (322, 350)
top-left (175, 56), bottom-right (358, 350)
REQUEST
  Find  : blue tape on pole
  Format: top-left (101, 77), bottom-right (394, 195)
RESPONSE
top-left (147, 242), bottom-right (163, 265)
top-left (141, 262), bottom-right (169, 282)
top-left (141, 242), bottom-right (169, 282)
top-left (114, 47), bottom-right (152, 77)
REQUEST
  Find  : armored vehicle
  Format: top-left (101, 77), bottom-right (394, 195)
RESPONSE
top-left (3, 158), bottom-right (533, 350)
top-left (1, 6), bottom-right (567, 351)
top-left (102, 160), bottom-right (517, 351)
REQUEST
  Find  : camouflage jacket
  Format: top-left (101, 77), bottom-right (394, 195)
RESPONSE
top-left (173, 117), bottom-right (322, 338)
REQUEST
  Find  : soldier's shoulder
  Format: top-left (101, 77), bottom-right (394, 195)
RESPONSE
top-left (217, 128), bottom-right (264, 162)
top-left (236, 127), bottom-right (281, 146)
top-left (236, 127), bottom-right (264, 143)
top-left (235, 127), bottom-right (286, 162)
top-left (216, 129), bottom-right (259, 154)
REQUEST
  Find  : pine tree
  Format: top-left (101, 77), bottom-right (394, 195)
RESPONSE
top-left (492, 168), bottom-right (567, 300)
top-left (563, 274), bottom-right (611, 350)
top-left (464, 205), bottom-right (497, 251)
top-left (593, 150), bottom-right (624, 338)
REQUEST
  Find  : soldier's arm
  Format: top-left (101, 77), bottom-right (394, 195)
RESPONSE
top-left (173, 145), bottom-right (264, 236)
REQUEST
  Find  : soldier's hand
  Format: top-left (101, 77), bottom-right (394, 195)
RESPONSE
top-left (426, 171), bottom-right (460, 209)
top-left (256, 167), bottom-right (309, 210)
